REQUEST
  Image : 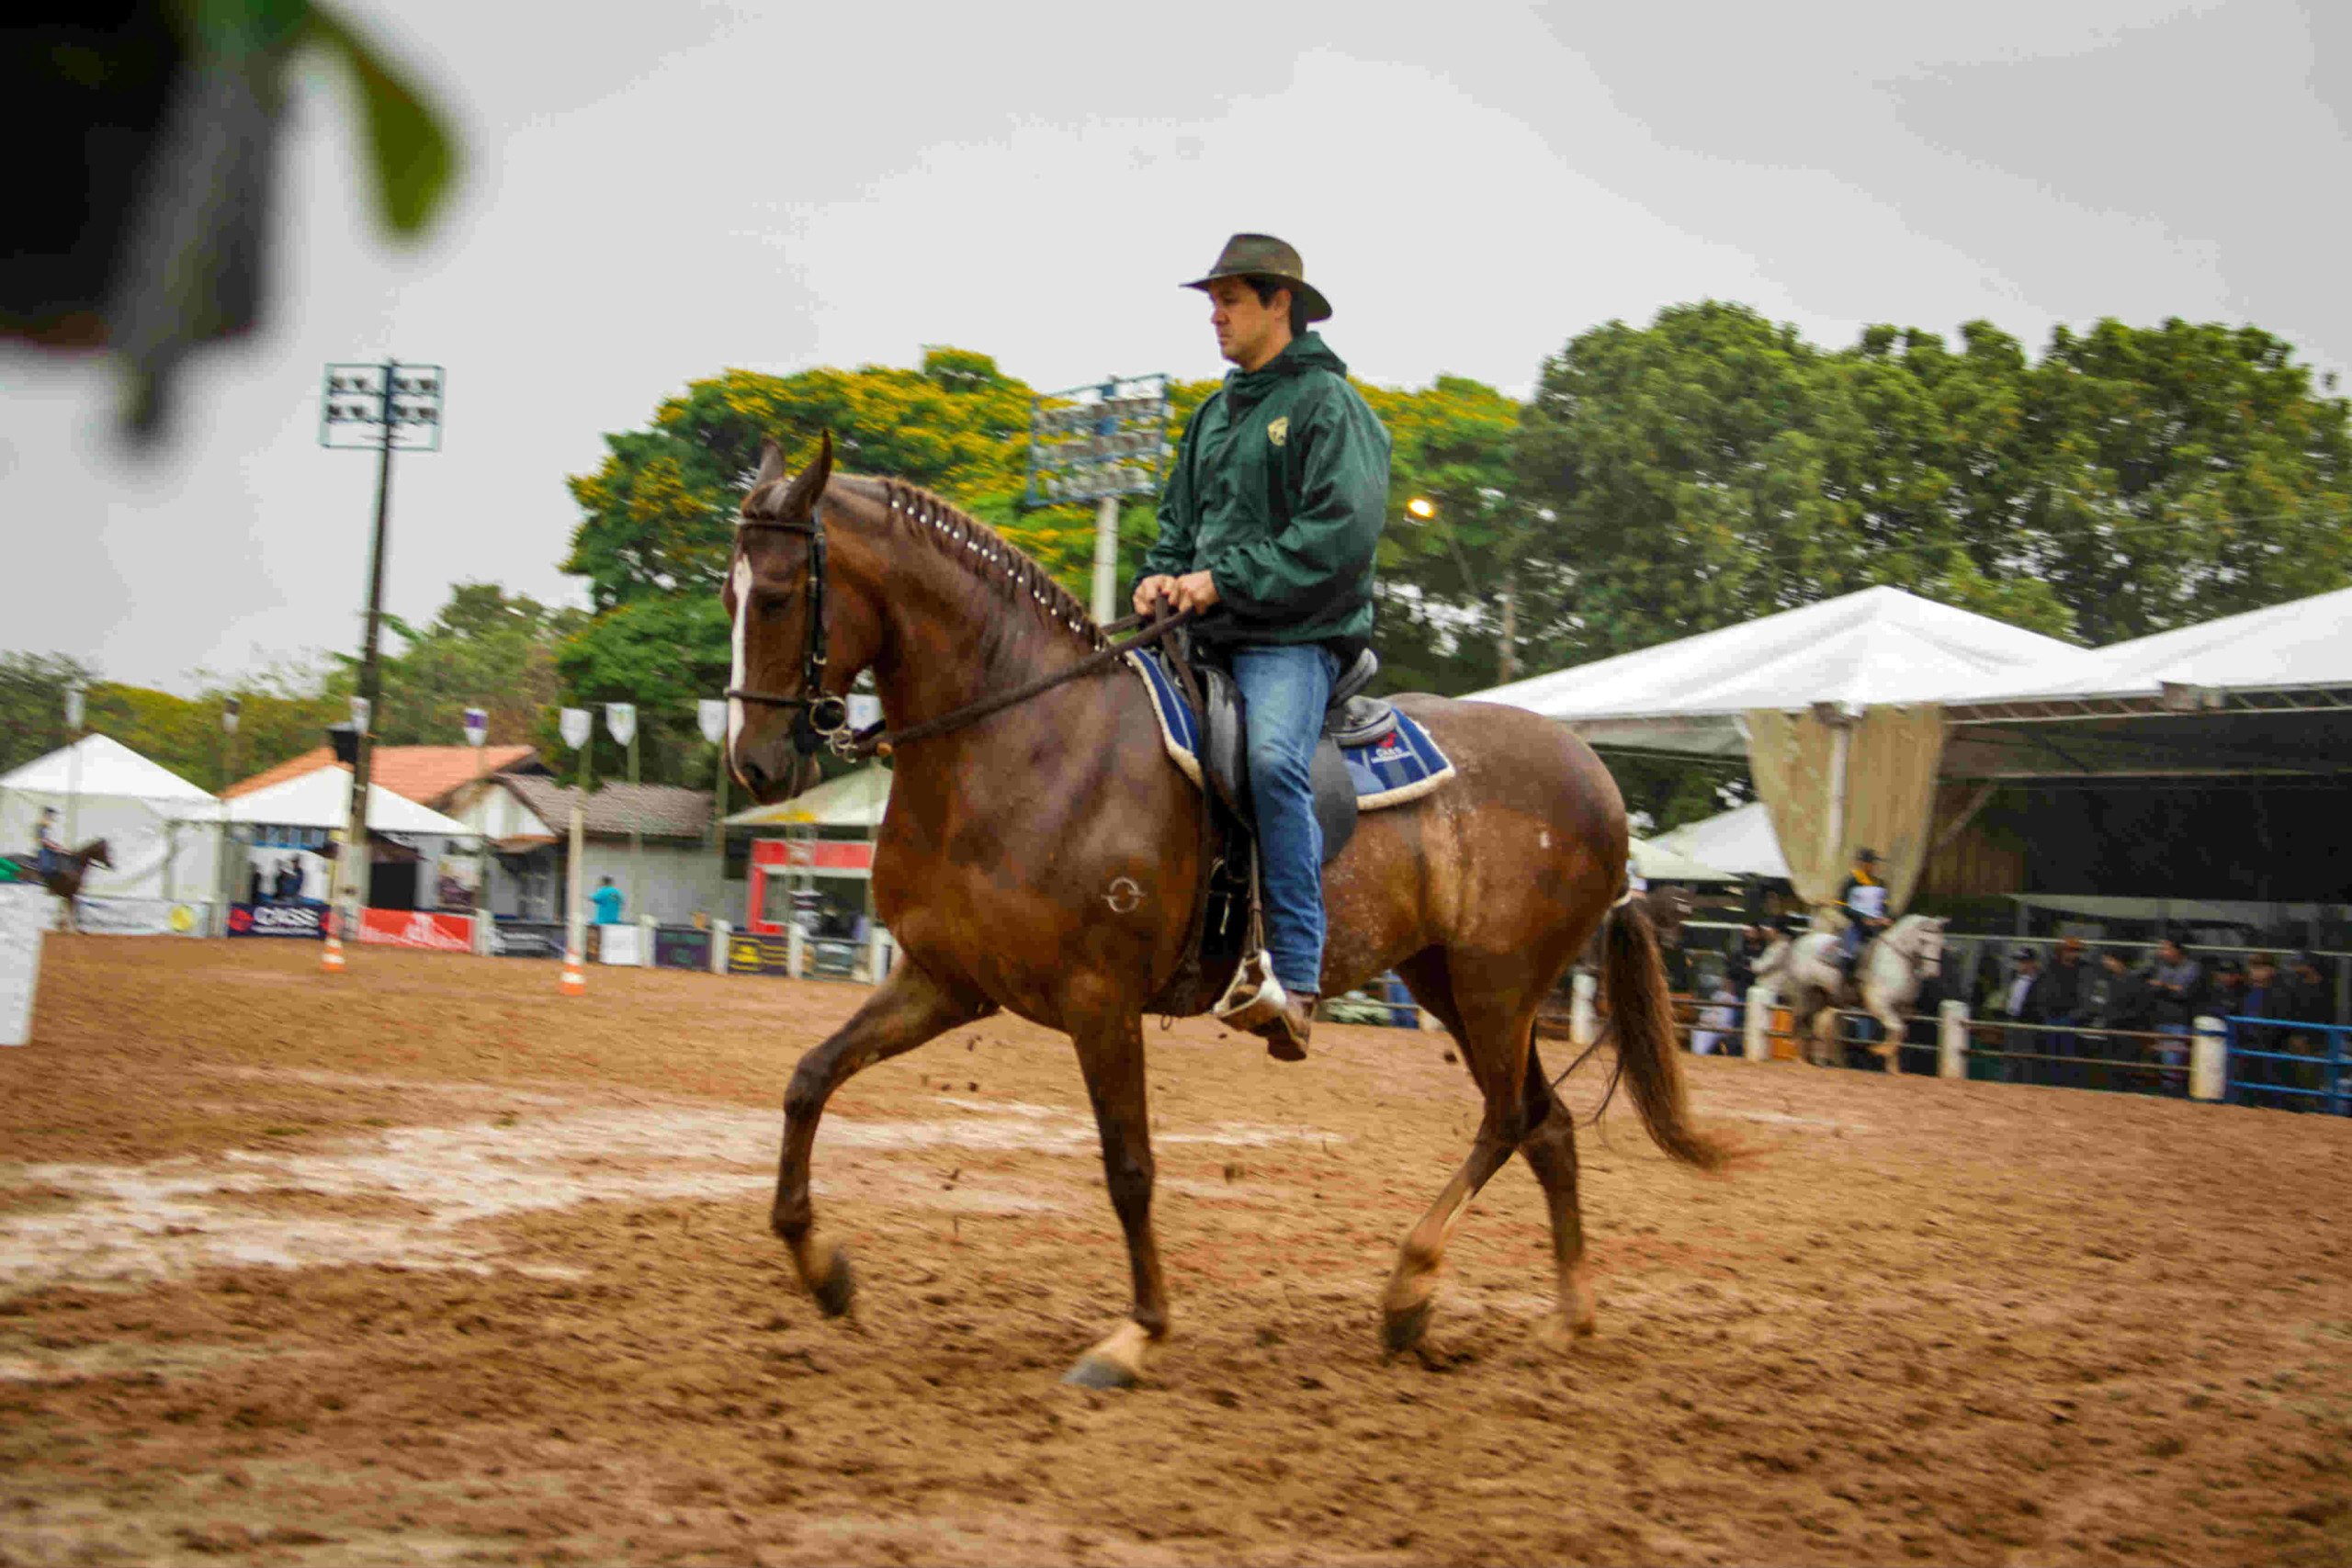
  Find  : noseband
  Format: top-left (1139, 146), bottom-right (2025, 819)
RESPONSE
top-left (726, 506), bottom-right (850, 757)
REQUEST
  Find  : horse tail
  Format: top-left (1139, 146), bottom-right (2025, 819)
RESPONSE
top-left (1600, 896), bottom-right (1736, 1171)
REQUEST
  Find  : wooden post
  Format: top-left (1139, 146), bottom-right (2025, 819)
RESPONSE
top-left (1744, 985), bottom-right (1773, 1062)
top-left (2189, 1014), bottom-right (2227, 1102)
top-left (1569, 971), bottom-right (1598, 1047)
top-left (1938, 998), bottom-right (1969, 1079)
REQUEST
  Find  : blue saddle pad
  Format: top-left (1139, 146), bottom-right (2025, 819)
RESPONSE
top-left (1126, 649), bottom-right (1454, 811)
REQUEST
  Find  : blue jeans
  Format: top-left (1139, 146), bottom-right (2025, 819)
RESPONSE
top-left (1232, 643), bottom-right (1339, 996)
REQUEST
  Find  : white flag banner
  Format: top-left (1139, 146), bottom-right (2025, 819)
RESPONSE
top-left (63, 687), bottom-right (85, 730)
top-left (697, 698), bottom-right (728, 746)
top-left (560, 707), bottom-right (591, 750)
top-left (605, 703), bottom-right (638, 746)
top-left (349, 695), bottom-right (372, 731)
top-left (462, 706), bottom-right (489, 747)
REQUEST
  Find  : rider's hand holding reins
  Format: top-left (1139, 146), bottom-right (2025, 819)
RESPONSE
top-left (1133, 571), bottom-right (1221, 618)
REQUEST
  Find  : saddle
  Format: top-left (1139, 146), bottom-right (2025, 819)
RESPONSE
top-left (1136, 631), bottom-right (1454, 1016)
top-left (1191, 641), bottom-right (1390, 866)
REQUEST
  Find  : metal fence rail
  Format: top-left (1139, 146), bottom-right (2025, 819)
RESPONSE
top-left (1553, 976), bottom-right (2329, 1109)
top-left (2221, 1015), bottom-right (2350, 1114)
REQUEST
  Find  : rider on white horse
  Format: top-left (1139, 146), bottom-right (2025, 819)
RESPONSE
top-left (1833, 847), bottom-right (1891, 980)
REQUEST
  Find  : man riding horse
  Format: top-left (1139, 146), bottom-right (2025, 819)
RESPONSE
top-left (34, 809), bottom-right (62, 881)
top-left (1131, 232), bottom-right (1392, 1063)
top-left (1832, 846), bottom-right (1891, 980)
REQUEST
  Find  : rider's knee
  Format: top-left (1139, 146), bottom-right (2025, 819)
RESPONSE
top-left (1245, 727), bottom-right (1314, 789)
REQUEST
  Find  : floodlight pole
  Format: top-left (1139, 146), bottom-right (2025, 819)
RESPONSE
top-left (337, 361), bottom-right (398, 941)
top-left (319, 357), bottom-right (443, 951)
top-left (1090, 380), bottom-right (1121, 621)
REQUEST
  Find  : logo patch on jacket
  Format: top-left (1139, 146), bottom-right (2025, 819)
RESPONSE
top-left (1266, 416), bottom-right (1288, 447)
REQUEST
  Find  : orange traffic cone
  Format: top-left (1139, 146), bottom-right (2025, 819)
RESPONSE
top-left (560, 949), bottom-right (586, 996)
top-left (321, 932), bottom-right (346, 974)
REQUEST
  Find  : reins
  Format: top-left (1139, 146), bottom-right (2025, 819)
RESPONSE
top-left (835, 606), bottom-right (1199, 761)
top-left (728, 494), bottom-right (1199, 761)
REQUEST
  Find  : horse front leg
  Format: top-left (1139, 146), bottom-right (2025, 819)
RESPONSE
top-left (1062, 1007), bottom-right (1166, 1390)
top-left (1866, 991), bottom-right (1908, 1076)
top-left (772, 961), bottom-right (989, 1317)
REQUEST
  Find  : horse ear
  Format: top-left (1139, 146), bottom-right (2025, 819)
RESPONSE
top-left (754, 437), bottom-right (786, 490)
top-left (777, 430), bottom-right (834, 521)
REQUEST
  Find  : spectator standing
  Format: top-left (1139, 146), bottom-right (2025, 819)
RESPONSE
top-left (2032, 937), bottom-right (2093, 1088)
top-left (2092, 949), bottom-right (2154, 1093)
top-left (2236, 954), bottom-right (2292, 1110)
top-left (2210, 959), bottom-right (2247, 1022)
top-left (1725, 924), bottom-right (1768, 996)
top-left (1723, 923), bottom-right (1769, 1054)
top-left (2000, 949), bottom-right (2046, 1083)
top-left (590, 874), bottom-right (624, 926)
top-left (2278, 953), bottom-right (2336, 1109)
top-left (2145, 936), bottom-right (2204, 1097)
top-left (1690, 978), bottom-right (1738, 1056)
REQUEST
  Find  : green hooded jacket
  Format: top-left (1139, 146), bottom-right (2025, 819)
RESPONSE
top-left (1138, 333), bottom-right (1392, 649)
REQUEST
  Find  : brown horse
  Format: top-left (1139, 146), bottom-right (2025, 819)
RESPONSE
top-left (726, 437), bottom-right (1729, 1387)
top-left (3, 840), bottom-right (111, 930)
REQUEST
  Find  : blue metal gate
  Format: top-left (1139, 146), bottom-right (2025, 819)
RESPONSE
top-left (2222, 1015), bottom-right (2349, 1113)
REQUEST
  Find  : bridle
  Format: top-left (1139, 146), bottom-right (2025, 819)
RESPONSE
top-left (726, 503), bottom-right (852, 758)
top-left (724, 482), bottom-right (1203, 764)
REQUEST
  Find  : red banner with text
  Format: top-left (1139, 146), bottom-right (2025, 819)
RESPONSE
top-left (356, 908), bottom-right (475, 953)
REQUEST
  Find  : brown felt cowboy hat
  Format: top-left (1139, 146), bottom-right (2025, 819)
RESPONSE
top-left (1181, 233), bottom-right (1332, 323)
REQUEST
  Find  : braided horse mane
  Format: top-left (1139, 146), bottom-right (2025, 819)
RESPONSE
top-left (843, 475), bottom-right (1111, 653)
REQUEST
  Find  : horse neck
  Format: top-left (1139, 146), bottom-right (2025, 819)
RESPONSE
top-left (835, 492), bottom-right (1102, 739)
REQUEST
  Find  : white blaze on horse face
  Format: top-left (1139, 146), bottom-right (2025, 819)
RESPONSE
top-left (728, 554), bottom-right (753, 756)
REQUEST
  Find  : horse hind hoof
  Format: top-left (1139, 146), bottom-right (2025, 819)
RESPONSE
top-left (1059, 1354), bottom-right (1139, 1391)
top-left (810, 1250), bottom-right (855, 1318)
top-left (1380, 1298), bottom-right (1435, 1358)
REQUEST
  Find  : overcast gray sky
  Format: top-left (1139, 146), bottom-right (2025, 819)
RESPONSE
top-left (6, 0), bottom-right (2346, 695)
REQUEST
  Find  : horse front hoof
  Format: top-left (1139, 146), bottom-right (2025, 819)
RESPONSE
top-left (1061, 1318), bottom-right (1150, 1389)
top-left (1059, 1354), bottom-right (1138, 1391)
top-left (1380, 1298), bottom-right (1434, 1358)
top-left (809, 1247), bottom-right (855, 1318)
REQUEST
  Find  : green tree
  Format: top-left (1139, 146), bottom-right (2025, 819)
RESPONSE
top-left (358, 582), bottom-right (582, 748)
top-left (2014, 320), bottom-right (2352, 642)
top-left (0, 652), bottom-right (98, 774)
top-left (1514, 304), bottom-right (2352, 671)
top-left (1357, 375), bottom-right (1530, 693)
top-left (560, 347), bottom-right (1126, 782)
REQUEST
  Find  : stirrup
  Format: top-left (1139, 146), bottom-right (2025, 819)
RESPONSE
top-left (1214, 949), bottom-right (1289, 1032)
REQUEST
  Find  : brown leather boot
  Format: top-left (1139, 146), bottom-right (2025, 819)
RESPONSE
top-left (1260, 992), bottom-right (1316, 1062)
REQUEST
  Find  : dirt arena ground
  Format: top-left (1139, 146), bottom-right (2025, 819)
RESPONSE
top-left (1, 936), bottom-right (2347, 1566)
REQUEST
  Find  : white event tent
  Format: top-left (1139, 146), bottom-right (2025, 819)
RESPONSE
top-left (1943, 584), bottom-right (2352, 716)
top-left (0, 735), bottom-right (222, 905)
top-left (1627, 837), bottom-right (1736, 884)
top-left (723, 762), bottom-right (893, 830)
top-left (1650, 802), bottom-right (1791, 882)
top-left (1470, 587), bottom-right (2090, 910)
top-left (226, 768), bottom-right (475, 837)
top-left (1470, 585), bottom-right (2084, 758)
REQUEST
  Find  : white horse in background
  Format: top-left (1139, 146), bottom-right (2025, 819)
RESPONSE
top-left (1753, 913), bottom-right (1947, 1071)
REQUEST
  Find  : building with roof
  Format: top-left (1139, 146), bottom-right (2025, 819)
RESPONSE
top-left (439, 773), bottom-right (735, 927)
top-left (224, 744), bottom-right (541, 808)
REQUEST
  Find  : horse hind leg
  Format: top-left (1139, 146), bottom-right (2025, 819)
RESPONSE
top-left (771, 961), bottom-right (989, 1317)
top-left (1380, 949), bottom-right (1534, 1357)
top-left (1517, 1041), bottom-right (1598, 1347)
